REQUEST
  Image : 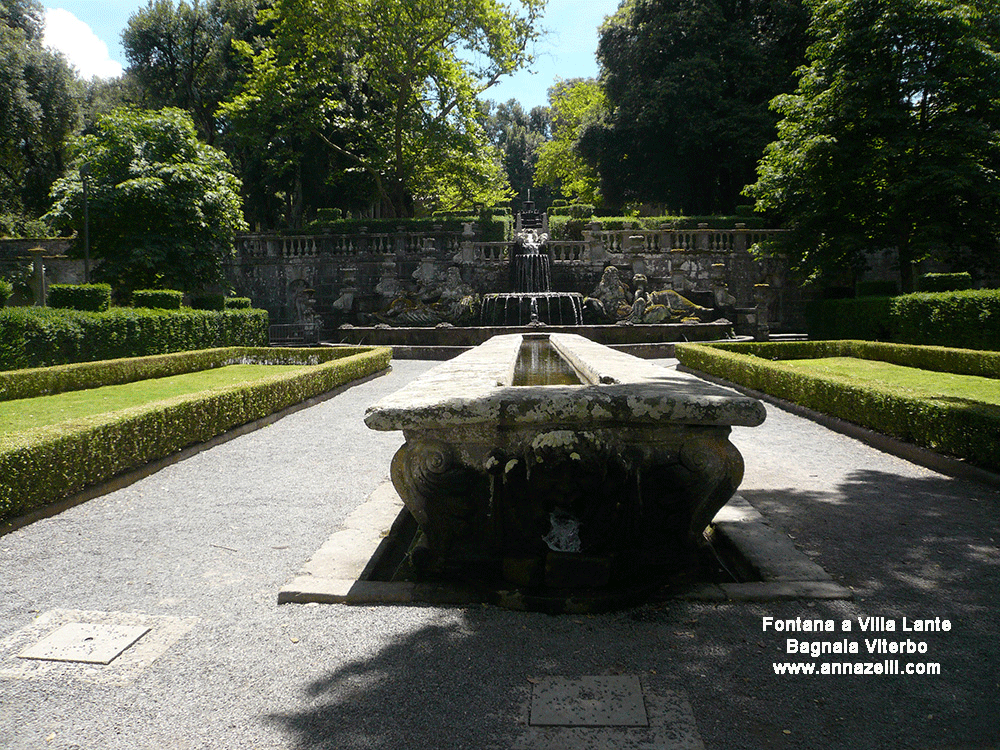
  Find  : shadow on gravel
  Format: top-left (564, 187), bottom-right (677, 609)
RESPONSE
top-left (266, 469), bottom-right (1000, 750)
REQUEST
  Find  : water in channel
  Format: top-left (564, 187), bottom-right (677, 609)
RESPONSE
top-left (511, 338), bottom-right (583, 386)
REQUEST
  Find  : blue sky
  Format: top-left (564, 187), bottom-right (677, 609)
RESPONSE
top-left (40, 0), bottom-right (621, 111)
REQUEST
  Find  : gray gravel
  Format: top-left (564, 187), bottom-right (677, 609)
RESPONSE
top-left (2, 358), bottom-right (999, 749)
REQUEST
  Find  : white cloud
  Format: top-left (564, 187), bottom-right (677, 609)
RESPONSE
top-left (42, 8), bottom-right (123, 80)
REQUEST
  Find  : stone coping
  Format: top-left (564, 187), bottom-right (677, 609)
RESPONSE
top-left (364, 333), bottom-right (767, 432)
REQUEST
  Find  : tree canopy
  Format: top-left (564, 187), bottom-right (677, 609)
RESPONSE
top-left (122, 0), bottom-right (265, 146)
top-left (1, 0), bottom-right (82, 230)
top-left (589, 0), bottom-right (809, 214)
top-left (483, 99), bottom-right (552, 211)
top-left (746, 0), bottom-right (1000, 290)
top-left (533, 78), bottom-right (605, 205)
top-left (220, 0), bottom-right (544, 220)
top-left (46, 107), bottom-right (246, 294)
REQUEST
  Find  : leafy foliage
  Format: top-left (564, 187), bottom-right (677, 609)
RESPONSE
top-left (122, 0), bottom-right (264, 145)
top-left (0, 306), bottom-right (268, 370)
top-left (1, 0), bottom-right (83, 224)
top-left (483, 98), bottom-right (553, 211)
top-left (803, 288), bottom-right (1000, 350)
top-left (590, 0), bottom-right (809, 214)
top-left (221, 0), bottom-right (543, 220)
top-left (47, 283), bottom-right (112, 312)
top-left (533, 78), bottom-right (605, 204)
top-left (45, 107), bottom-right (247, 294)
top-left (746, 0), bottom-right (1000, 290)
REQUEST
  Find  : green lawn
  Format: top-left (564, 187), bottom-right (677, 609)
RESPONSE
top-left (781, 357), bottom-right (1000, 406)
top-left (0, 364), bottom-right (312, 435)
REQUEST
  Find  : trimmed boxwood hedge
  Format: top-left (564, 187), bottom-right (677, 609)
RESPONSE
top-left (47, 283), bottom-right (112, 312)
top-left (805, 289), bottom-right (1000, 350)
top-left (133, 289), bottom-right (184, 309)
top-left (675, 341), bottom-right (1000, 471)
top-left (0, 345), bottom-right (391, 523)
top-left (0, 307), bottom-right (269, 370)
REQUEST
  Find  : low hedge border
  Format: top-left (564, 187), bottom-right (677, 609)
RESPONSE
top-left (0, 346), bottom-right (370, 401)
top-left (0, 345), bottom-right (391, 523)
top-left (702, 340), bottom-right (1000, 379)
top-left (675, 341), bottom-right (1000, 472)
top-left (0, 307), bottom-right (269, 370)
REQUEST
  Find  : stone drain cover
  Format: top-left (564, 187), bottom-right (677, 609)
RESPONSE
top-left (530, 675), bottom-right (649, 727)
top-left (18, 623), bottom-right (150, 665)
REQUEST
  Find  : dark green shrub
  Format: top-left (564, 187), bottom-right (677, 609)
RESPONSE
top-left (47, 283), bottom-right (112, 312)
top-left (133, 289), bottom-right (184, 309)
top-left (892, 290), bottom-right (1000, 351)
top-left (919, 272), bottom-right (973, 292)
top-left (0, 307), bottom-right (269, 370)
top-left (190, 292), bottom-right (226, 310)
top-left (224, 297), bottom-right (252, 309)
top-left (804, 289), bottom-right (1000, 350)
top-left (316, 208), bottom-right (343, 221)
top-left (0, 279), bottom-right (12, 305)
top-left (479, 209), bottom-right (512, 242)
top-left (856, 280), bottom-right (898, 297)
top-left (549, 203), bottom-right (595, 219)
top-left (804, 297), bottom-right (895, 341)
top-left (0, 345), bottom-right (392, 522)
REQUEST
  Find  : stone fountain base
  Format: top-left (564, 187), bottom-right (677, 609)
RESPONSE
top-left (360, 333), bottom-right (769, 608)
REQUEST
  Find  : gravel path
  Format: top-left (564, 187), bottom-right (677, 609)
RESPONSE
top-left (2, 358), bottom-right (998, 749)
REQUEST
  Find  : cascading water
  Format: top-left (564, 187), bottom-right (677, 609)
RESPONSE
top-left (481, 211), bottom-right (585, 326)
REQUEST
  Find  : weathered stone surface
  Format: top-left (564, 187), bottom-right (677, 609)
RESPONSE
top-left (365, 334), bottom-right (766, 588)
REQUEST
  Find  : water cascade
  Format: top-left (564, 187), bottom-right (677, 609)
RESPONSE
top-left (480, 206), bottom-right (584, 326)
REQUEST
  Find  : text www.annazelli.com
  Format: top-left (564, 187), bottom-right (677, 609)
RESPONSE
top-left (773, 661), bottom-right (942, 675)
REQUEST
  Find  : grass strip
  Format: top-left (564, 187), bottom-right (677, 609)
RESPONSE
top-left (0, 346), bottom-right (391, 524)
top-left (0, 364), bottom-right (312, 434)
top-left (780, 357), bottom-right (1000, 407)
top-left (675, 342), bottom-right (1000, 472)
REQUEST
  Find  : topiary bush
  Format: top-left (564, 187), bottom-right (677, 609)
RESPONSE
top-left (804, 297), bottom-right (895, 341)
top-left (0, 307), bottom-right (269, 370)
top-left (133, 289), bottom-right (184, 309)
top-left (918, 272), bottom-right (973, 292)
top-left (892, 289), bottom-right (1000, 351)
top-left (224, 297), bottom-right (252, 309)
top-left (47, 283), bottom-right (112, 312)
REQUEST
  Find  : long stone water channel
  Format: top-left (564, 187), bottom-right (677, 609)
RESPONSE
top-left (365, 333), bottom-right (767, 609)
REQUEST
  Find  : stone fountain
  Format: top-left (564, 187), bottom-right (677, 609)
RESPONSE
top-left (479, 205), bottom-right (585, 326)
top-left (365, 332), bottom-right (766, 610)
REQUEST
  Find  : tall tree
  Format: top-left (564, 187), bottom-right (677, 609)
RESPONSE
top-left (221, 0), bottom-right (543, 219)
top-left (484, 98), bottom-right (552, 210)
top-left (534, 78), bottom-right (605, 204)
top-left (591, 0), bottom-right (809, 214)
top-left (746, 0), bottom-right (1000, 290)
top-left (1, 0), bottom-right (83, 226)
top-left (46, 107), bottom-right (246, 294)
top-left (122, 0), bottom-right (266, 145)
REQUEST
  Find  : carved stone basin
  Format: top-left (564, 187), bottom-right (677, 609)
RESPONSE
top-left (364, 333), bottom-right (766, 595)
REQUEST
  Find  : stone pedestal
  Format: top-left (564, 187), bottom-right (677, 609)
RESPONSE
top-left (365, 334), bottom-right (766, 588)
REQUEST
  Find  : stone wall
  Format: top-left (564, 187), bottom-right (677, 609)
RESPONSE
top-left (0, 241), bottom-right (85, 306)
top-left (225, 224), bottom-right (805, 334)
